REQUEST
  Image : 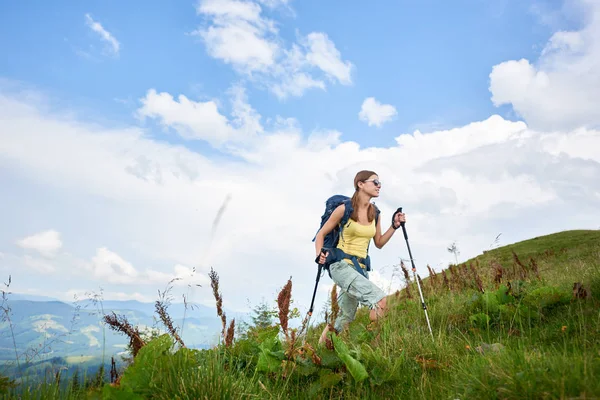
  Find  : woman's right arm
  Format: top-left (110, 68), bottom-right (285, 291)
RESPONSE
top-left (314, 204), bottom-right (345, 259)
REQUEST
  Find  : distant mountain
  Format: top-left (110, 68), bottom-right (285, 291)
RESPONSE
top-left (7, 293), bottom-right (62, 302)
top-left (73, 299), bottom-right (235, 320)
top-left (0, 298), bottom-right (249, 364)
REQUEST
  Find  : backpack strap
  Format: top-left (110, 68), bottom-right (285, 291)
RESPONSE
top-left (332, 248), bottom-right (370, 278)
top-left (318, 248), bottom-right (370, 278)
top-left (340, 198), bottom-right (353, 226)
top-left (315, 199), bottom-right (379, 277)
top-left (338, 198), bottom-right (353, 244)
top-left (363, 203), bottom-right (380, 272)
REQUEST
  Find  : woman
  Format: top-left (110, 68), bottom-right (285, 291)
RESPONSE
top-left (314, 170), bottom-right (405, 344)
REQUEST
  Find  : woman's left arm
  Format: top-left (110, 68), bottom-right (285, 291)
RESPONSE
top-left (373, 211), bottom-right (406, 249)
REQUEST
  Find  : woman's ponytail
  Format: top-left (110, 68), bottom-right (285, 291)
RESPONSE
top-left (350, 170), bottom-right (377, 222)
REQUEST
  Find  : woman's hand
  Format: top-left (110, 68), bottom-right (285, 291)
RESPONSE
top-left (392, 210), bottom-right (406, 230)
top-left (316, 249), bottom-right (329, 265)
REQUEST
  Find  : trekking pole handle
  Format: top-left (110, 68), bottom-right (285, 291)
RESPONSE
top-left (314, 247), bottom-right (327, 266)
top-left (394, 207), bottom-right (409, 238)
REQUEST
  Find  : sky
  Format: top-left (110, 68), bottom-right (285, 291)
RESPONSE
top-left (1, 0), bottom-right (599, 321)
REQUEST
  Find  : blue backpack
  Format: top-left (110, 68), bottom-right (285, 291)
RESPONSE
top-left (312, 194), bottom-right (380, 278)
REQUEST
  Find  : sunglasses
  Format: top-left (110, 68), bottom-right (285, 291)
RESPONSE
top-left (363, 179), bottom-right (382, 187)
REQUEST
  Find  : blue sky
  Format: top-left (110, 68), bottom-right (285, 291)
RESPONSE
top-left (0, 0), bottom-right (598, 318)
top-left (0, 0), bottom-right (573, 149)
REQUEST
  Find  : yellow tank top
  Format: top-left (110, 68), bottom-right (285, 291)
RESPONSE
top-left (336, 219), bottom-right (376, 265)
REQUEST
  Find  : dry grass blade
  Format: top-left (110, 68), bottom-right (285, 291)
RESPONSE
top-left (573, 282), bottom-right (590, 299)
top-left (469, 262), bottom-right (485, 293)
top-left (449, 265), bottom-right (462, 291)
top-left (330, 284), bottom-right (339, 326)
top-left (529, 257), bottom-right (541, 281)
top-left (401, 261), bottom-right (412, 299)
top-left (298, 311), bottom-right (311, 340)
top-left (427, 265), bottom-right (438, 291)
top-left (417, 274), bottom-right (426, 295)
top-left (277, 278), bottom-right (292, 340)
top-left (103, 312), bottom-right (146, 357)
top-left (512, 251), bottom-right (528, 279)
top-left (225, 318), bottom-right (235, 347)
top-left (302, 342), bottom-right (322, 366)
top-left (491, 260), bottom-right (504, 287)
top-left (441, 269), bottom-right (450, 290)
top-left (155, 298), bottom-right (185, 348)
top-left (209, 267), bottom-right (227, 339)
top-left (460, 263), bottom-right (469, 282)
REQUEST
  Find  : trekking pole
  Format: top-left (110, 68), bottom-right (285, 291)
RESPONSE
top-left (396, 208), bottom-right (434, 341)
top-left (303, 249), bottom-right (326, 342)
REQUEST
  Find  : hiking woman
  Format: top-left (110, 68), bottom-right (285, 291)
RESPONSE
top-left (314, 170), bottom-right (405, 343)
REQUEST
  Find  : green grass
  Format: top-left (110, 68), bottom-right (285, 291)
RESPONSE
top-left (3, 229), bottom-right (600, 399)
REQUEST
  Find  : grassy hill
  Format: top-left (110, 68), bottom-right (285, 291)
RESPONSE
top-left (2, 229), bottom-right (599, 399)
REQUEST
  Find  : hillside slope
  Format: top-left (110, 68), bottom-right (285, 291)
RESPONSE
top-left (471, 229), bottom-right (599, 273)
top-left (434, 229), bottom-right (600, 298)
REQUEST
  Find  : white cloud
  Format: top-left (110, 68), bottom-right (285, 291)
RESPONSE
top-left (22, 255), bottom-right (56, 274)
top-left (193, 0), bottom-right (353, 98)
top-left (1, 86), bottom-right (599, 318)
top-left (16, 230), bottom-right (62, 257)
top-left (91, 247), bottom-right (139, 284)
top-left (359, 97), bottom-right (397, 127)
top-left (256, 0), bottom-right (290, 8)
top-left (136, 85), bottom-right (263, 150)
top-left (270, 71), bottom-right (325, 99)
top-left (194, 0), bottom-right (277, 72)
top-left (137, 89), bottom-right (235, 145)
top-left (65, 289), bottom-right (153, 303)
top-left (228, 85), bottom-right (265, 138)
top-left (272, 33), bottom-right (354, 99)
top-left (489, 0), bottom-right (600, 131)
top-left (303, 33), bottom-right (353, 85)
top-left (87, 247), bottom-right (210, 287)
top-left (84, 13), bottom-right (120, 56)
top-left (144, 264), bottom-right (211, 288)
